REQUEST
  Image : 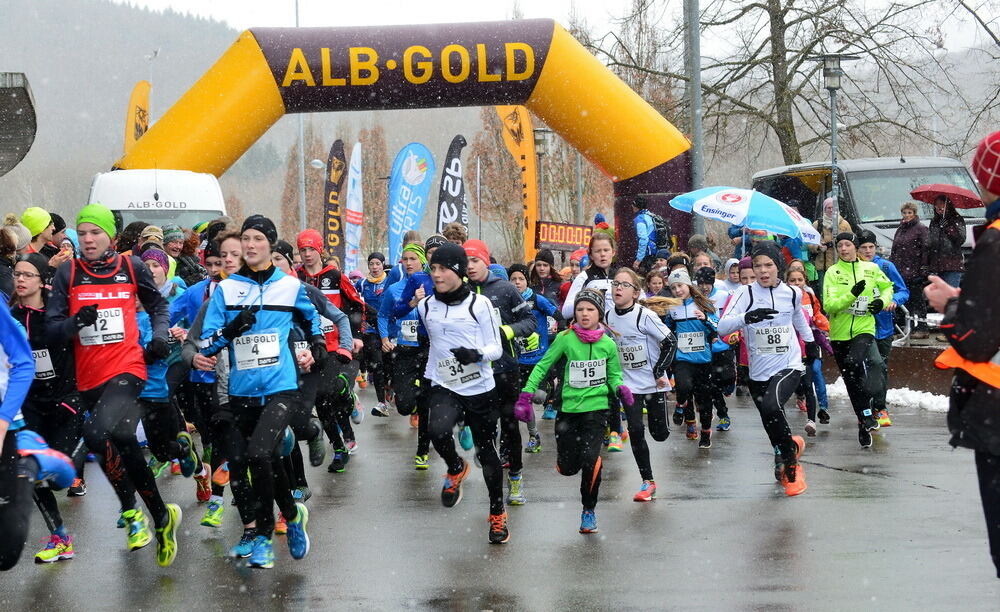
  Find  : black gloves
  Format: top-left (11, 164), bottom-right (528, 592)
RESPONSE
top-left (450, 347), bottom-right (482, 365)
top-left (744, 308), bottom-right (779, 324)
top-left (221, 308), bottom-right (256, 341)
top-left (851, 280), bottom-right (867, 297)
top-left (868, 299), bottom-right (884, 314)
top-left (74, 305), bottom-right (98, 330)
top-left (143, 337), bottom-right (170, 364)
top-left (805, 341), bottom-right (820, 360)
top-left (310, 337), bottom-right (328, 369)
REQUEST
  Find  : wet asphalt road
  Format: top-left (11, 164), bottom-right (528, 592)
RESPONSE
top-left (1, 386), bottom-right (998, 611)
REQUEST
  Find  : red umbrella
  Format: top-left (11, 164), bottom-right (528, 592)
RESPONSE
top-left (910, 183), bottom-right (983, 209)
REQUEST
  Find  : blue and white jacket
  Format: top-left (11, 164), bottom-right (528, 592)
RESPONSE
top-left (516, 288), bottom-right (559, 365)
top-left (379, 274), bottom-right (422, 348)
top-left (138, 311), bottom-right (169, 401)
top-left (0, 308), bottom-right (33, 429)
top-left (872, 255), bottom-right (910, 341)
top-left (664, 298), bottom-right (718, 364)
top-left (170, 278), bottom-right (216, 384)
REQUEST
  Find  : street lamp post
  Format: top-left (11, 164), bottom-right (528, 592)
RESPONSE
top-left (533, 127), bottom-right (553, 221)
top-left (812, 53), bottom-right (859, 233)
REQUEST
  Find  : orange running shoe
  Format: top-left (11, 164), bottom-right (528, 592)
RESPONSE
top-left (488, 512), bottom-right (510, 544)
top-left (781, 463), bottom-right (807, 496)
top-left (194, 463), bottom-right (211, 503)
top-left (356, 374), bottom-right (368, 389)
top-left (441, 459), bottom-right (471, 508)
top-left (212, 462), bottom-right (230, 487)
top-left (410, 413), bottom-right (419, 429)
top-left (633, 480), bottom-right (656, 502)
top-left (275, 513), bottom-right (287, 535)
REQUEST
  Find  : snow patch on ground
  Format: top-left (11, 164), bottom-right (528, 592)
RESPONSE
top-left (825, 376), bottom-right (949, 413)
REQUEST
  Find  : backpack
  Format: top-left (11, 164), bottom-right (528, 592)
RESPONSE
top-left (647, 211), bottom-right (673, 252)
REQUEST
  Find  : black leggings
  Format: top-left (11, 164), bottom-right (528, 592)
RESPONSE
top-left (747, 369), bottom-right (801, 463)
top-left (831, 335), bottom-right (875, 421)
top-left (316, 360), bottom-right (359, 451)
top-left (426, 386), bottom-right (504, 515)
top-left (188, 381), bottom-right (225, 496)
top-left (139, 399), bottom-right (186, 463)
top-left (555, 409), bottom-right (608, 510)
top-left (674, 361), bottom-right (714, 428)
top-left (624, 393), bottom-right (669, 481)
top-left (495, 370), bottom-right (523, 474)
top-left (22, 396), bottom-right (83, 534)
top-left (795, 357), bottom-right (819, 421)
top-left (976, 450), bottom-right (1000, 579)
top-left (361, 333), bottom-right (387, 403)
top-left (226, 394), bottom-right (298, 536)
top-left (0, 431), bottom-right (38, 571)
top-left (81, 374), bottom-right (168, 528)
top-left (393, 347), bottom-right (430, 456)
top-left (711, 349), bottom-right (736, 419)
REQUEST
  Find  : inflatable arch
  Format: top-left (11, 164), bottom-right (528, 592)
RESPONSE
top-left (113, 19), bottom-right (691, 254)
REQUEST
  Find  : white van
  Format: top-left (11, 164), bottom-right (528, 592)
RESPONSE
top-left (88, 169), bottom-right (227, 231)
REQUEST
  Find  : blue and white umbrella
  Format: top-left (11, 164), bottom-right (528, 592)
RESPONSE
top-left (670, 187), bottom-right (821, 245)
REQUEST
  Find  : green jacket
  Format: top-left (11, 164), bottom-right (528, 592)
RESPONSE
top-left (822, 257), bottom-right (894, 341)
top-left (521, 329), bottom-right (623, 413)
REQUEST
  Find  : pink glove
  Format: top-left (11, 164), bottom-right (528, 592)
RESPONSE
top-left (514, 392), bottom-right (534, 422)
top-left (617, 385), bottom-right (634, 407)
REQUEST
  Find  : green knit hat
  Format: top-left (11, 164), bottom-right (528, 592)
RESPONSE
top-left (401, 242), bottom-right (427, 265)
top-left (76, 203), bottom-right (117, 239)
top-left (21, 207), bottom-right (52, 237)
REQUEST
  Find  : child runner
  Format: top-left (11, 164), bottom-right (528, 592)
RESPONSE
top-left (516, 289), bottom-right (629, 533)
top-left (695, 266), bottom-right (735, 432)
top-left (786, 267), bottom-right (830, 435)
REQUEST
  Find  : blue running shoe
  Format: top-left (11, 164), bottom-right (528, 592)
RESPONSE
top-left (286, 503), bottom-right (310, 560)
top-left (579, 509), bottom-right (598, 534)
top-left (248, 535), bottom-right (274, 569)
top-left (229, 529), bottom-right (257, 558)
top-left (16, 430), bottom-right (75, 489)
top-left (458, 426), bottom-right (474, 451)
top-left (175, 431), bottom-right (199, 478)
top-left (716, 417), bottom-right (731, 432)
top-left (542, 405), bottom-right (557, 420)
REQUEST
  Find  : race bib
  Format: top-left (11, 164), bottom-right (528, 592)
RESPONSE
top-left (677, 331), bottom-right (706, 353)
top-left (233, 332), bottom-right (280, 370)
top-left (618, 341), bottom-right (648, 369)
top-left (751, 325), bottom-right (792, 354)
top-left (400, 319), bottom-right (418, 343)
top-left (320, 316), bottom-right (335, 335)
top-left (436, 356), bottom-right (482, 389)
top-left (568, 359), bottom-right (607, 388)
top-left (293, 341), bottom-right (308, 353)
top-left (803, 303), bottom-right (814, 318)
top-left (849, 296), bottom-right (870, 317)
top-left (32, 349), bottom-right (55, 380)
top-left (78, 308), bottom-right (125, 346)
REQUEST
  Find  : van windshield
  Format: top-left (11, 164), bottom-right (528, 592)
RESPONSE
top-left (847, 166), bottom-right (983, 223)
top-left (114, 209), bottom-right (223, 231)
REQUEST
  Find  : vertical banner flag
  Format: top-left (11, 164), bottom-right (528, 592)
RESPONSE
top-left (387, 143), bottom-right (436, 264)
top-left (343, 142), bottom-right (364, 273)
top-left (435, 135), bottom-right (469, 233)
top-left (123, 80), bottom-right (151, 154)
top-left (495, 105), bottom-right (538, 263)
top-left (323, 139), bottom-right (347, 268)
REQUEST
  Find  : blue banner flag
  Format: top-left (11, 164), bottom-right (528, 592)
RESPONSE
top-left (387, 142), bottom-right (436, 264)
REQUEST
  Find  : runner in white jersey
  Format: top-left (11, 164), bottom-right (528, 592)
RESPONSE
top-left (718, 241), bottom-right (814, 496)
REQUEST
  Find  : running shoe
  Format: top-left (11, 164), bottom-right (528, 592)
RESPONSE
top-left (858, 424), bottom-right (873, 448)
top-left (579, 509), bottom-right (598, 534)
top-left (774, 454), bottom-right (784, 482)
top-left (194, 463), bottom-right (212, 502)
top-left (672, 405), bottom-right (685, 426)
top-left (175, 432), bottom-right (200, 478)
top-left (356, 373), bottom-right (368, 389)
top-left (414, 454), bottom-right (429, 470)
top-left (328, 449), bottom-right (348, 473)
top-left (35, 534), bottom-right (74, 563)
top-left (248, 535), bottom-right (274, 569)
top-left (818, 409), bottom-right (830, 425)
top-left (351, 403), bottom-right (365, 425)
top-left (229, 529), bottom-right (256, 558)
top-left (292, 486), bottom-right (312, 502)
top-left (796, 397), bottom-right (807, 412)
top-left (286, 503), bottom-right (310, 560)
top-left (542, 405), bottom-right (557, 420)
top-left (123, 508), bottom-right (152, 551)
top-left (699, 429), bottom-right (712, 449)
top-left (371, 402), bottom-right (390, 418)
top-left (877, 409), bottom-right (893, 427)
top-left (458, 426), bottom-right (474, 451)
top-left (488, 512), bottom-right (510, 544)
top-left (274, 513), bottom-right (287, 536)
top-left (685, 421), bottom-right (698, 440)
top-left (346, 440), bottom-right (358, 455)
top-left (148, 457), bottom-right (170, 479)
top-left (716, 416), bottom-right (732, 432)
top-left (781, 463), bottom-right (807, 496)
top-left (170, 461), bottom-right (181, 475)
top-left (201, 498), bottom-right (224, 528)
top-left (410, 413), bottom-right (419, 428)
top-left (507, 472), bottom-right (526, 505)
top-left (860, 409), bottom-right (880, 432)
top-left (67, 477), bottom-right (87, 497)
top-left (804, 420), bottom-right (817, 437)
top-left (212, 462), bottom-right (230, 487)
top-left (620, 429), bottom-right (629, 444)
top-left (633, 480), bottom-right (656, 502)
top-left (308, 419), bottom-right (327, 466)
top-left (607, 432), bottom-right (623, 452)
top-left (155, 503), bottom-right (181, 567)
top-left (525, 433), bottom-right (542, 453)
top-left (441, 459), bottom-right (471, 508)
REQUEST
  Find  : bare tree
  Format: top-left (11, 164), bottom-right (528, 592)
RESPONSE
top-left (278, 120), bottom-right (326, 240)
top-left (358, 123), bottom-right (389, 254)
top-left (468, 106), bottom-right (523, 262)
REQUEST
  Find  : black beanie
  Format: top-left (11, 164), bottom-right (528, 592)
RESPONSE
top-left (835, 232), bottom-right (859, 247)
top-left (856, 230), bottom-right (878, 247)
top-left (203, 239), bottom-right (221, 259)
top-left (50, 213), bottom-right (66, 234)
top-left (424, 234), bottom-right (448, 252)
top-left (533, 248), bottom-right (555, 266)
top-left (508, 263), bottom-right (530, 280)
top-left (272, 240), bottom-right (295, 265)
top-left (574, 288), bottom-right (605, 321)
top-left (751, 240), bottom-right (786, 276)
top-left (16, 253), bottom-right (49, 278)
top-left (241, 214), bottom-right (278, 245)
top-left (430, 242), bottom-right (467, 279)
top-left (694, 266), bottom-right (717, 285)
top-left (368, 251), bottom-right (386, 263)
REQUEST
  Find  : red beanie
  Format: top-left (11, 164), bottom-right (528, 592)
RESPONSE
top-left (463, 239), bottom-right (490, 263)
top-left (297, 229), bottom-right (324, 252)
top-left (973, 131), bottom-right (1000, 196)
